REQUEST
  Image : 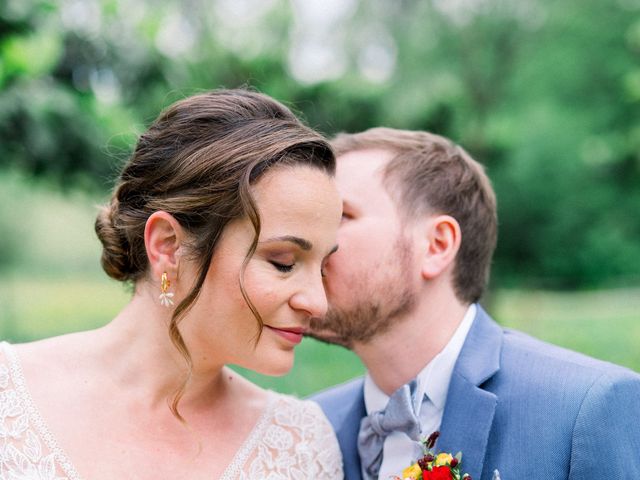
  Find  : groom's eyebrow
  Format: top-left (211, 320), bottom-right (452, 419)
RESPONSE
top-left (262, 235), bottom-right (312, 251)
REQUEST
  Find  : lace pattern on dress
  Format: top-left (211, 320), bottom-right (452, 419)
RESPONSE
top-left (0, 341), bottom-right (82, 480)
top-left (223, 394), bottom-right (343, 480)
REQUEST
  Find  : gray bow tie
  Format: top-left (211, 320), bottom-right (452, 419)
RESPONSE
top-left (358, 380), bottom-right (422, 480)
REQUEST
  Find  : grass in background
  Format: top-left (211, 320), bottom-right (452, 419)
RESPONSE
top-left (0, 275), bottom-right (130, 341)
top-left (491, 288), bottom-right (640, 372)
top-left (0, 170), bottom-right (109, 275)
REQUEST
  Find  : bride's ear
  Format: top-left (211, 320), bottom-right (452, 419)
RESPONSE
top-left (144, 211), bottom-right (185, 278)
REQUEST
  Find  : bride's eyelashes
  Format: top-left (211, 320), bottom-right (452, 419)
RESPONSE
top-left (269, 260), bottom-right (295, 273)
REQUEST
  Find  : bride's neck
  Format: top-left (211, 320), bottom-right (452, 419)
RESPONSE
top-left (86, 295), bottom-right (229, 414)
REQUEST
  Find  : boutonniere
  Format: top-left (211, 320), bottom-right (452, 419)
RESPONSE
top-left (393, 431), bottom-right (471, 480)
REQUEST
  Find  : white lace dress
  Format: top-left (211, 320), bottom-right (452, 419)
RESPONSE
top-left (0, 342), bottom-right (344, 479)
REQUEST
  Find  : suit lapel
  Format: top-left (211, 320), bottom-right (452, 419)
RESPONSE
top-left (437, 307), bottom-right (502, 480)
top-left (331, 381), bottom-right (366, 480)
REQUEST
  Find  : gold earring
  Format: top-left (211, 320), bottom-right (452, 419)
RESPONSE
top-left (159, 272), bottom-right (174, 307)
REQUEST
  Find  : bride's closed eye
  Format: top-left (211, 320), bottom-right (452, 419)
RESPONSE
top-left (270, 260), bottom-right (294, 273)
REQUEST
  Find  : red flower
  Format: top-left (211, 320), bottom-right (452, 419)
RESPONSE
top-left (422, 466), bottom-right (453, 480)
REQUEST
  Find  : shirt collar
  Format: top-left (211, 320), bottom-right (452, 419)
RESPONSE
top-left (364, 304), bottom-right (476, 414)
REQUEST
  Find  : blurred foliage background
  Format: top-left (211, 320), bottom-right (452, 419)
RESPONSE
top-left (1, 0), bottom-right (639, 392)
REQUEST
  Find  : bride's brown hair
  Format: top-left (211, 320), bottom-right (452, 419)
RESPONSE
top-left (95, 89), bottom-right (335, 419)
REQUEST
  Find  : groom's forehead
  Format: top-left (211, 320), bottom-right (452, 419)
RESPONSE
top-left (336, 150), bottom-right (391, 188)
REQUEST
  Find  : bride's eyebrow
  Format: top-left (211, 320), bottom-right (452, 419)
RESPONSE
top-left (260, 235), bottom-right (312, 251)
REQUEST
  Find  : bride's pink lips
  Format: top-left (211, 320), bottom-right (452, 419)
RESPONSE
top-left (265, 326), bottom-right (306, 344)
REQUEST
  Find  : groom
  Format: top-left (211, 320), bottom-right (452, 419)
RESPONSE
top-left (310, 128), bottom-right (640, 479)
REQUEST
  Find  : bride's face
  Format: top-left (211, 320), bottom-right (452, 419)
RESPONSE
top-left (183, 165), bottom-right (342, 375)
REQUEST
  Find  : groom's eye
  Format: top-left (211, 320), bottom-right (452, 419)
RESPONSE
top-left (321, 246), bottom-right (338, 277)
top-left (320, 262), bottom-right (328, 278)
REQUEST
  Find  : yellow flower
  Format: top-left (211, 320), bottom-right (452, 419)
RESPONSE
top-left (402, 463), bottom-right (423, 479)
top-left (434, 453), bottom-right (454, 466)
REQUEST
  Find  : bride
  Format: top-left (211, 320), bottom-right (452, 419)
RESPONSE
top-left (0, 89), bottom-right (344, 479)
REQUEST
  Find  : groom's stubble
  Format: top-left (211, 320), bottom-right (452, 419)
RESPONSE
top-left (309, 233), bottom-right (418, 348)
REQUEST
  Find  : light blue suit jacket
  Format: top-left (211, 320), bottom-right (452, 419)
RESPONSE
top-left (312, 306), bottom-right (640, 479)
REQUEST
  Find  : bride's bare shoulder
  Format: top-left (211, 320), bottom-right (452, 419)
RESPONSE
top-left (10, 331), bottom-right (101, 383)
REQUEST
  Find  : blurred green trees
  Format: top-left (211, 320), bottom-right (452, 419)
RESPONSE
top-left (1, 0), bottom-right (639, 288)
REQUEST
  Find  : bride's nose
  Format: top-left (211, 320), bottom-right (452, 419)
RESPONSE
top-left (289, 271), bottom-right (328, 318)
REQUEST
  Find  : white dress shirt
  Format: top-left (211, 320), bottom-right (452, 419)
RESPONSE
top-left (363, 304), bottom-right (476, 479)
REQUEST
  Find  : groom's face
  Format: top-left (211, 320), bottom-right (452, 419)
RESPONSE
top-left (309, 148), bottom-right (420, 347)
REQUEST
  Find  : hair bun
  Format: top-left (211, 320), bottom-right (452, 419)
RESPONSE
top-left (94, 202), bottom-right (134, 281)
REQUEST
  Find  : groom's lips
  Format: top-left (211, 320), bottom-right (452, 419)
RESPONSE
top-left (265, 325), bottom-right (306, 344)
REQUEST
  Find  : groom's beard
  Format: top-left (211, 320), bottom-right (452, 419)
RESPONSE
top-left (309, 235), bottom-right (418, 348)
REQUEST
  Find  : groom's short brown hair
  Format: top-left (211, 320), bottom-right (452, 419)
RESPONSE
top-left (331, 127), bottom-right (497, 304)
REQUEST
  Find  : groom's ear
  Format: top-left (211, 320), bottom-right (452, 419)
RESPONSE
top-left (144, 211), bottom-right (185, 278)
top-left (419, 214), bottom-right (461, 280)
